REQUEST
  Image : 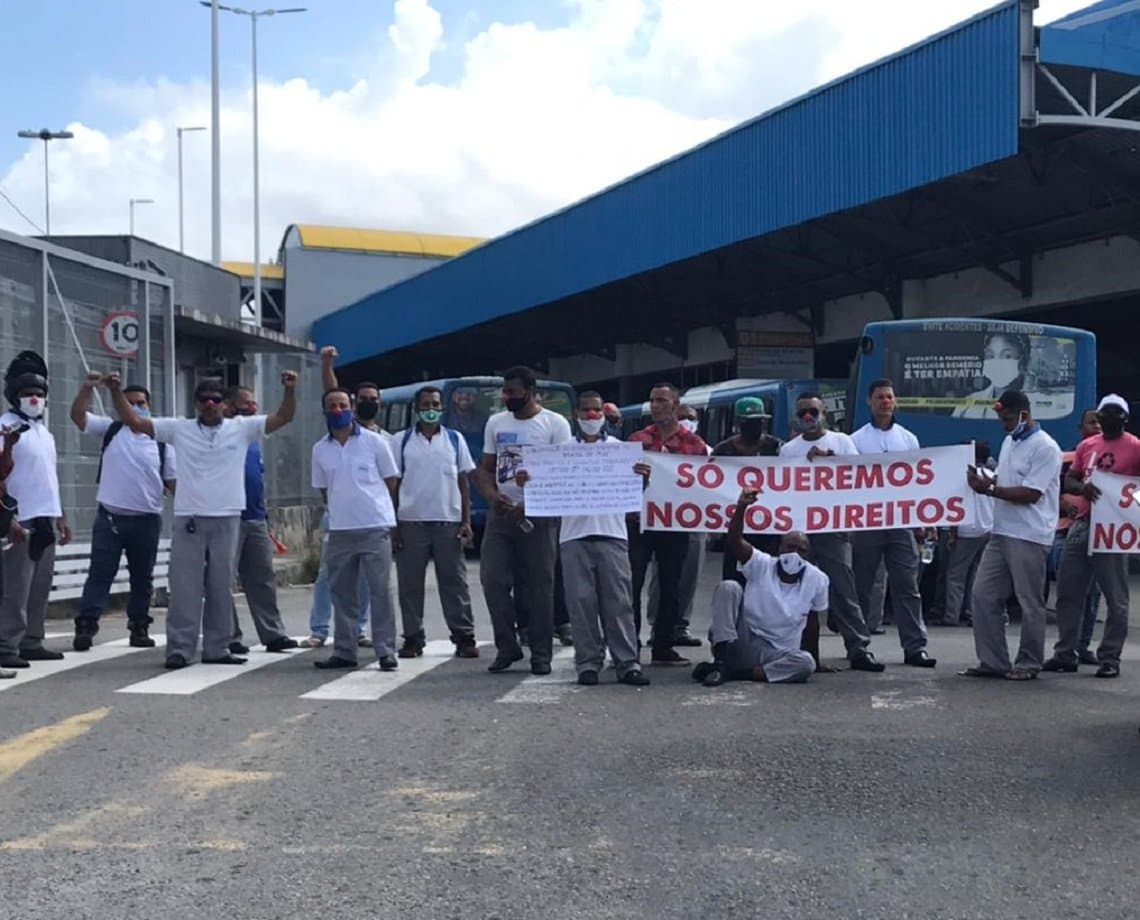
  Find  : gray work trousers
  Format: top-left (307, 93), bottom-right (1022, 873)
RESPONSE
top-left (864, 563), bottom-right (887, 630)
top-left (230, 519), bottom-right (289, 646)
top-left (480, 512), bottom-right (559, 666)
top-left (396, 521), bottom-right (475, 641)
top-left (971, 534), bottom-right (1049, 673)
top-left (647, 532), bottom-right (704, 633)
top-left (561, 537), bottom-right (640, 678)
top-left (810, 533), bottom-right (871, 660)
top-left (1052, 519), bottom-right (1130, 666)
top-left (167, 515), bottom-right (241, 661)
top-left (943, 535), bottom-right (988, 626)
top-left (852, 529), bottom-right (928, 655)
top-left (327, 527), bottom-right (395, 663)
top-left (0, 532), bottom-right (57, 656)
top-left (709, 580), bottom-right (814, 683)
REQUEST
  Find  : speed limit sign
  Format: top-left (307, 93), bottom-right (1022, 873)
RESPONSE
top-left (100, 311), bottom-right (140, 358)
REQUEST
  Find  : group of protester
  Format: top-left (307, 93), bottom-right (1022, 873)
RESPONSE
top-left (0, 345), bottom-right (1133, 691)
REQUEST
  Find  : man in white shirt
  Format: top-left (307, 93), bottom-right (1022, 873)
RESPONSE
top-left (936, 441), bottom-right (994, 627)
top-left (779, 393), bottom-right (884, 673)
top-left (474, 366), bottom-right (572, 675)
top-left (393, 385), bottom-right (479, 659)
top-left (693, 491), bottom-right (824, 687)
top-left (0, 351), bottom-right (73, 670)
top-left (850, 379), bottom-right (936, 667)
top-left (69, 373), bottom-right (177, 651)
top-left (311, 387), bottom-right (401, 671)
top-left (108, 372), bottom-right (297, 670)
top-left (962, 389), bottom-right (1061, 680)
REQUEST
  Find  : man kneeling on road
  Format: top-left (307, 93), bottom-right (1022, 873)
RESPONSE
top-left (693, 490), bottom-right (827, 687)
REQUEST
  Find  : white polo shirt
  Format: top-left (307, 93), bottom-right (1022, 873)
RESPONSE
top-left (312, 426), bottom-right (399, 531)
top-left (0, 411), bottom-right (61, 520)
top-left (993, 428), bottom-right (1062, 546)
top-left (393, 426), bottom-right (476, 523)
top-left (740, 551), bottom-right (830, 653)
top-left (152, 415), bottom-right (266, 517)
top-left (779, 430), bottom-right (859, 459)
top-left (85, 413), bottom-right (177, 515)
top-left (483, 409), bottom-right (573, 505)
top-left (851, 421), bottom-right (920, 454)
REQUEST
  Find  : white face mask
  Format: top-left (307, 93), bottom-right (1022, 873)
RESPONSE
top-left (578, 416), bottom-right (605, 436)
top-left (679, 419), bottom-right (698, 434)
top-left (982, 358), bottom-right (1020, 390)
top-left (778, 552), bottom-right (806, 576)
top-left (19, 396), bottom-right (44, 419)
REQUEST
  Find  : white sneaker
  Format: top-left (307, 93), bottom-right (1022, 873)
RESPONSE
top-left (298, 635), bottom-right (327, 648)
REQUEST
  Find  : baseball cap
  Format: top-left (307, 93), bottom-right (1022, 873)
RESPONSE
top-left (734, 396), bottom-right (769, 419)
top-left (1098, 394), bottom-right (1130, 415)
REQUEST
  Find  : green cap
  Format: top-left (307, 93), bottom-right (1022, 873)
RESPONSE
top-left (735, 396), bottom-right (769, 419)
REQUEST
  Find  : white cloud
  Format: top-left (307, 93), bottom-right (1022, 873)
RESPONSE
top-left (0, 0), bottom-right (1099, 262)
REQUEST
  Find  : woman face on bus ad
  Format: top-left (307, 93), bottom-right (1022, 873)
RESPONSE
top-left (982, 333), bottom-right (1029, 391)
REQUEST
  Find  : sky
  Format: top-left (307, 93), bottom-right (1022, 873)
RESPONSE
top-left (0, 0), bottom-right (1096, 262)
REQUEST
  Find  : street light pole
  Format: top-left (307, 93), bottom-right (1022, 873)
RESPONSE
top-left (210, 0), bottom-right (222, 265)
top-left (130, 198), bottom-right (155, 236)
top-left (16, 129), bottom-right (74, 235)
top-left (177, 126), bottom-right (206, 253)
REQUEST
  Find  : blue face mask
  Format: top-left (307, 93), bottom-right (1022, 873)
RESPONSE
top-left (1011, 414), bottom-right (1030, 439)
top-left (325, 409), bottom-right (353, 431)
top-left (132, 406), bottom-right (151, 418)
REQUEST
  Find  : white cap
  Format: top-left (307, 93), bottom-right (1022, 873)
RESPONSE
top-left (1097, 394), bottom-right (1130, 416)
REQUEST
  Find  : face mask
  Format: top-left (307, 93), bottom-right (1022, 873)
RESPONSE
top-left (778, 552), bottom-right (806, 577)
top-left (132, 406), bottom-right (151, 419)
top-left (355, 401), bottom-right (380, 421)
top-left (739, 419), bottom-right (765, 441)
top-left (679, 419), bottom-right (698, 434)
top-left (325, 409), bottom-right (354, 431)
top-left (1011, 413), bottom-right (1030, 438)
top-left (793, 414), bottom-right (821, 434)
top-left (19, 396), bottom-right (44, 419)
top-left (982, 358), bottom-right (1020, 389)
top-left (505, 396), bottom-right (528, 414)
top-left (419, 409), bottom-right (442, 425)
top-left (578, 417), bottom-right (605, 436)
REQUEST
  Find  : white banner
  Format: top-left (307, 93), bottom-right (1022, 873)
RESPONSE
top-left (641, 445), bottom-right (975, 534)
top-left (521, 441), bottom-right (644, 517)
top-left (1088, 471), bottom-right (1140, 553)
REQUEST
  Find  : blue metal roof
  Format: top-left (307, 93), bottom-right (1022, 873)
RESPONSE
top-left (1041, 0), bottom-right (1140, 77)
top-left (317, 2), bottom-right (1026, 365)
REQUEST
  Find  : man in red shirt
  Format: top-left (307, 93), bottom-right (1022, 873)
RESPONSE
top-left (1043, 394), bottom-right (1140, 678)
top-left (628, 383), bottom-right (709, 664)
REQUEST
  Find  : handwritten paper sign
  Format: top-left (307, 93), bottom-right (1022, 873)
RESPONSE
top-left (521, 441), bottom-right (644, 517)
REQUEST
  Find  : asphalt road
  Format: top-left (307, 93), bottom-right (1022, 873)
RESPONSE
top-left (1, 559), bottom-right (1139, 920)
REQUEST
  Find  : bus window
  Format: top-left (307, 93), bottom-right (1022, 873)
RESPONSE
top-left (443, 384), bottom-right (574, 433)
top-left (385, 401), bottom-right (409, 432)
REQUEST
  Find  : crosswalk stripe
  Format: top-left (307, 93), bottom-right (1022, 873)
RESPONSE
top-left (497, 647), bottom-right (579, 704)
top-left (300, 639), bottom-right (462, 702)
top-left (0, 637), bottom-right (165, 694)
top-left (115, 640), bottom-right (309, 696)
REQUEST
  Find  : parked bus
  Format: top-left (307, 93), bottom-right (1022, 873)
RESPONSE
top-left (844, 319), bottom-right (1097, 450)
top-left (379, 376), bottom-right (577, 539)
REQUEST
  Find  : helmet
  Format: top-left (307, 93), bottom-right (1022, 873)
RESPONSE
top-left (4, 350), bottom-right (49, 405)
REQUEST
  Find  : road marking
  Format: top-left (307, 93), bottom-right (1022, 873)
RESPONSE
top-left (301, 639), bottom-right (461, 701)
top-left (116, 641), bottom-right (308, 696)
top-left (0, 637), bottom-right (165, 694)
top-left (166, 764), bottom-right (276, 797)
top-left (0, 707), bottom-right (111, 784)
top-left (871, 690), bottom-right (940, 710)
top-left (497, 647), bottom-right (579, 704)
top-left (681, 688), bottom-right (755, 707)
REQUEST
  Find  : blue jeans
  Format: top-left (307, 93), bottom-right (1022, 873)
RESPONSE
top-left (308, 527), bottom-right (370, 638)
top-left (77, 508), bottom-right (162, 626)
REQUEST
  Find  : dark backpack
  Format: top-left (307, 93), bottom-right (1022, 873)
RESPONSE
top-left (96, 421), bottom-right (168, 483)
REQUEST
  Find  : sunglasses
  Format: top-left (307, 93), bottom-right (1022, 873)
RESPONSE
top-left (197, 395), bottom-right (223, 406)
top-left (797, 407), bottom-right (821, 419)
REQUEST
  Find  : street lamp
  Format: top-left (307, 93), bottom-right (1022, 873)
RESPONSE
top-left (16, 129), bottom-right (74, 235)
top-left (177, 126), bottom-right (207, 253)
top-left (201, 3), bottom-right (307, 327)
top-left (129, 198), bottom-right (155, 236)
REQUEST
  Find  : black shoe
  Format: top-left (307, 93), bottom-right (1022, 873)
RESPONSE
top-left (20, 646), bottom-right (63, 661)
top-left (1078, 648), bottom-right (1099, 666)
top-left (650, 649), bottom-right (690, 666)
top-left (453, 637), bottom-right (480, 659)
top-left (379, 655), bottom-right (399, 671)
top-left (73, 618), bottom-right (99, 651)
top-left (850, 653), bottom-right (886, 673)
top-left (692, 661), bottom-right (714, 682)
top-left (555, 625), bottom-right (573, 647)
top-left (531, 661), bottom-right (552, 676)
top-left (228, 641), bottom-right (250, 655)
top-left (578, 669), bottom-right (599, 686)
top-left (904, 650), bottom-right (937, 668)
top-left (202, 654), bottom-right (247, 665)
top-left (703, 662), bottom-right (728, 687)
top-left (488, 650), bottom-right (524, 673)
top-left (0, 654), bottom-right (29, 669)
top-left (164, 654), bottom-right (188, 670)
top-left (314, 656), bottom-right (358, 670)
top-left (398, 639), bottom-right (425, 658)
top-left (619, 670), bottom-right (651, 687)
top-left (265, 636), bottom-right (298, 653)
top-left (1041, 656), bottom-right (1078, 673)
top-left (1096, 662), bottom-right (1120, 679)
top-left (674, 630), bottom-right (702, 647)
top-left (128, 623), bottom-right (155, 648)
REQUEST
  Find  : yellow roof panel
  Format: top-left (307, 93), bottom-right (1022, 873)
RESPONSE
top-left (290, 224), bottom-right (484, 258)
top-left (222, 261), bottom-right (285, 280)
